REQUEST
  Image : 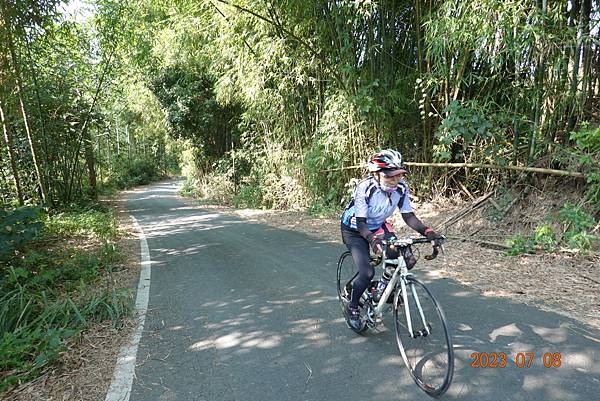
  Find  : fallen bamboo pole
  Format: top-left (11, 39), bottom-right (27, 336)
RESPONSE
top-left (321, 162), bottom-right (585, 178)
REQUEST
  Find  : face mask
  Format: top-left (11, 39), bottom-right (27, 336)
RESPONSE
top-left (380, 182), bottom-right (397, 193)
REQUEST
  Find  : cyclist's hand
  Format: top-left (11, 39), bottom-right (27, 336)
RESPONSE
top-left (425, 230), bottom-right (444, 247)
top-left (367, 233), bottom-right (383, 254)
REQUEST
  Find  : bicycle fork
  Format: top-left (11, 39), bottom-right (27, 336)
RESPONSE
top-left (373, 262), bottom-right (431, 339)
top-left (399, 277), bottom-right (431, 338)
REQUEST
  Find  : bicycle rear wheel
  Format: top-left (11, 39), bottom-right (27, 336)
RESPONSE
top-left (336, 251), bottom-right (367, 333)
top-left (393, 276), bottom-right (453, 397)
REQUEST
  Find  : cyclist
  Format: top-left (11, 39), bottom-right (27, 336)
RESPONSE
top-left (340, 149), bottom-right (442, 331)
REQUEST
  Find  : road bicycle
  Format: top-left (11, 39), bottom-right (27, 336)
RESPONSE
top-left (336, 236), bottom-right (454, 397)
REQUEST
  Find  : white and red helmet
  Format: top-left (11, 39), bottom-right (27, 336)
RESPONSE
top-left (367, 149), bottom-right (408, 176)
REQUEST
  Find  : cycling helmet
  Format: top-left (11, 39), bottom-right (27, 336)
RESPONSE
top-left (367, 149), bottom-right (408, 176)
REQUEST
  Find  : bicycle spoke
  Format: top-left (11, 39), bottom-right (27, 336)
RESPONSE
top-left (394, 277), bottom-right (453, 396)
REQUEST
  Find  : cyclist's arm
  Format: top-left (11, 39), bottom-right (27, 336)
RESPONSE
top-left (401, 212), bottom-right (431, 236)
top-left (354, 181), bottom-right (375, 239)
top-left (356, 217), bottom-right (373, 238)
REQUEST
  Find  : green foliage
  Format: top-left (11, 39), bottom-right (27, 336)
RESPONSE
top-left (0, 206), bottom-right (130, 391)
top-left (505, 224), bottom-right (557, 256)
top-left (434, 100), bottom-right (493, 162)
top-left (231, 185), bottom-right (263, 209)
top-left (150, 65), bottom-right (241, 158)
top-left (570, 128), bottom-right (600, 213)
top-left (0, 285), bottom-right (131, 392)
top-left (504, 234), bottom-right (536, 256)
top-left (558, 202), bottom-right (599, 250)
top-left (179, 179), bottom-right (197, 198)
top-left (44, 207), bottom-right (120, 242)
top-left (571, 127), bottom-right (600, 153)
top-left (303, 93), bottom-right (368, 208)
top-left (112, 158), bottom-right (164, 189)
top-left (505, 203), bottom-right (598, 255)
top-left (0, 327), bottom-right (74, 391)
top-left (306, 198), bottom-right (340, 218)
top-left (0, 207), bottom-right (44, 261)
top-left (533, 225), bottom-right (558, 252)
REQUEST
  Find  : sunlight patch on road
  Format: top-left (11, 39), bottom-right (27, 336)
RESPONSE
top-left (190, 339), bottom-right (213, 351)
top-left (457, 323), bottom-right (473, 331)
top-left (190, 331), bottom-right (284, 350)
top-left (450, 290), bottom-right (472, 297)
top-left (489, 323), bottom-right (524, 342)
top-left (214, 333), bottom-right (241, 349)
top-left (241, 335), bottom-right (282, 349)
top-left (529, 324), bottom-right (568, 343)
top-left (566, 352), bottom-right (594, 371)
top-left (235, 209), bottom-right (275, 217)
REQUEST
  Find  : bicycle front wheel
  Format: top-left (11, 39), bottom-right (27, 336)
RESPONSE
top-left (394, 276), bottom-right (453, 397)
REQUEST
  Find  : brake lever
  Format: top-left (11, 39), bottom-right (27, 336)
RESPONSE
top-left (424, 245), bottom-right (439, 260)
top-left (424, 239), bottom-right (445, 260)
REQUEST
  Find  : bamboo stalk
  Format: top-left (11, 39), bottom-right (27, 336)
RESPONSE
top-left (0, 98), bottom-right (24, 205)
top-left (1, 6), bottom-right (48, 204)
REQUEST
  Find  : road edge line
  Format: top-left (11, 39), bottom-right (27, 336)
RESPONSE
top-left (104, 215), bottom-right (152, 401)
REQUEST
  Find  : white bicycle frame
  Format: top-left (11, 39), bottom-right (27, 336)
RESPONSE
top-left (371, 238), bottom-right (431, 338)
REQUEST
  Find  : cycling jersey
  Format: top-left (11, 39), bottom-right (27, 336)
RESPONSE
top-left (341, 176), bottom-right (412, 231)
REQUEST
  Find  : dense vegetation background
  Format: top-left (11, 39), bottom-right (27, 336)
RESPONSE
top-left (0, 0), bottom-right (599, 390)
top-left (1, 0), bottom-right (599, 210)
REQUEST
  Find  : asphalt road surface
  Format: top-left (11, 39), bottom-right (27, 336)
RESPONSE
top-left (124, 180), bottom-right (600, 401)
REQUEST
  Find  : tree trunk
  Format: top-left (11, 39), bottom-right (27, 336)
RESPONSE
top-left (1, 5), bottom-right (48, 204)
top-left (567, 0), bottom-right (584, 132)
top-left (579, 0), bottom-right (592, 120)
top-left (529, 0), bottom-right (547, 163)
top-left (0, 98), bottom-right (24, 205)
top-left (83, 129), bottom-right (98, 200)
top-left (23, 33), bottom-right (53, 200)
top-left (415, 0), bottom-right (433, 162)
top-left (66, 44), bottom-right (116, 202)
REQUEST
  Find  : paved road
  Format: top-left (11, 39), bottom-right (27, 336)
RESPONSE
top-left (125, 180), bottom-right (600, 401)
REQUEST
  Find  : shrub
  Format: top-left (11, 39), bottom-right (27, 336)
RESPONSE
top-left (232, 184), bottom-right (263, 208)
top-left (44, 207), bottom-right (119, 242)
top-left (558, 202), bottom-right (599, 251)
top-left (0, 207), bottom-right (44, 261)
top-left (505, 224), bottom-right (557, 255)
top-left (569, 127), bottom-right (600, 213)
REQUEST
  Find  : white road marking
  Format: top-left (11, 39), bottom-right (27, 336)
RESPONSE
top-left (105, 215), bottom-right (152, 401)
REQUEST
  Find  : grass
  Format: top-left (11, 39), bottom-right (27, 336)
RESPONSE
top-left (0, 205), bottom-right (132, 392)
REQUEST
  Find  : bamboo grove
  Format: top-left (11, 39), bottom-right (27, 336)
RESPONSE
top-left (0, 0), bottom-right (599, 210)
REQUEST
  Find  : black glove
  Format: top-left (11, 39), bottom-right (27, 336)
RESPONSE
top-left (366, 233), bottom-right (383, 254)
top-left (425, 229), bottom-right (444, 247)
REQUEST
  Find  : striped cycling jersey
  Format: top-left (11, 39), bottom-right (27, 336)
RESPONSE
top-left (341, 176), bottom-right (413, 231)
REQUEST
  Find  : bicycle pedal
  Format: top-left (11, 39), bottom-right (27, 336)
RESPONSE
top-left (412, 328), bottom-right (429, 338)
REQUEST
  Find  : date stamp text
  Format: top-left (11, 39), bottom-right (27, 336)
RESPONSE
top-left (470, 352), bottom-right (562, 368)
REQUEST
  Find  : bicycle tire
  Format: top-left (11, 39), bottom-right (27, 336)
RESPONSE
top-left (336, 251), bottom-right (367, 334)
top-left (393, 276), bottom-right (454, 397)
